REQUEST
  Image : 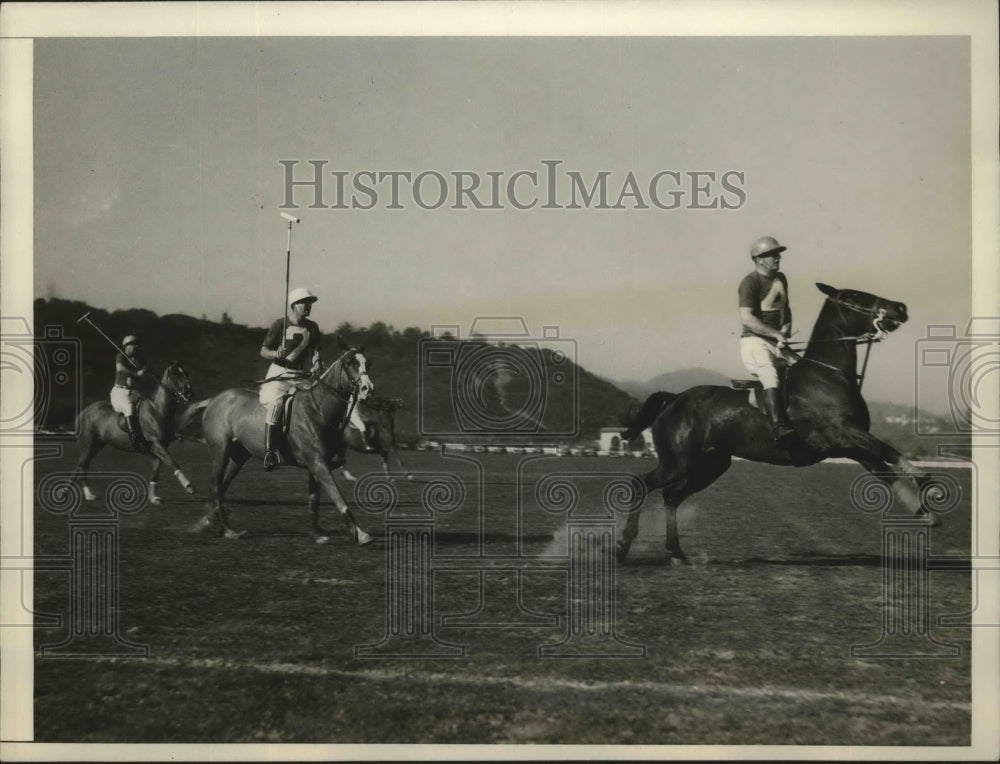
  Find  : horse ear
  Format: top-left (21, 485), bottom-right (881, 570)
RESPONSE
top-left (816, 282), bottom-right (838, 297)
top-left (336, 335), bottom-right (347, 350)
top-left (357, 345), bottom-right (365, 354)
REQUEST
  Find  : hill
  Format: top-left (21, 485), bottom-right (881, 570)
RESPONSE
top-left (31, 299), bottom-right (969, 457)
top-left (31, 298), bottom-right (636, 445)
top-left (613, 367), bottom-right (733, 399)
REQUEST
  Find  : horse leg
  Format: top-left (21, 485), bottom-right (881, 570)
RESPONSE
top-left (391, 448), bottom-right (413, 480)
top-left (616, 464), bottom-right (665, 562)
top-left (149, 457), bottom-right (162, 505)
top-left (838, 431), bottom-right (943, 526)
top-left (619, 451), bottom-right (731, 564)
top-left (306, 457), bottom-right (373, 546)
top-left (663, 495), bottom-right (687, 564)
top-left (146, 441), bottom-right (196, 496)
top-left (662, 452), bottom-right (733, 564)
top-left (196, 443), bottom-right (244, 538)
top-left (219, 448), bottom-right (250, 494)
top-left (307, 472), bottom-right (329, 542)
top-left (73, 433), bottom-right (104, 502)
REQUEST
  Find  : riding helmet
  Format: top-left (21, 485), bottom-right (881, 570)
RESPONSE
top-left (122, 335), bottom-right (138, 348)
top-left (750, 235), bottom-right (787, 259)
top-left (288, 287), bottom-right (318, 307)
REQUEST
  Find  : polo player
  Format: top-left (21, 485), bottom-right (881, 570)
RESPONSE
top-left (738, 235), bottom-right (798, 443)
top-left (111, 335), bottom-right (151, 452)
top-left (259, 288), bottom-right (372, 471)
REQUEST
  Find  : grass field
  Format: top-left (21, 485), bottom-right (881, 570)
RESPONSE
top-left (31, 441), bottom-right (972, 746)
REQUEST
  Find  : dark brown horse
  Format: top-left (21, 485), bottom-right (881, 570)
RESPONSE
top-left (618, 283), bottom-right (944, 563)
top-left (197, 347), bottom-right (375, 544)
top-left (338, 397), bottom-right (413, 482)
top-left (73, 361), bottom-right (197, 505)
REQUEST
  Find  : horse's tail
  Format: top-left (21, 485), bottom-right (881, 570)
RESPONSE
top-left (620, 391), bottom-right (678, 440)
top-left (177, 399), bottom-right (210, 443)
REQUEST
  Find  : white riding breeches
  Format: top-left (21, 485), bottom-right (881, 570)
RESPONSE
top-left (259, 363), bottom-right (297, 425)
top-left (110, 386), bottom-right (136, 416)
top-left (740, 336), bottom-right (784, 389)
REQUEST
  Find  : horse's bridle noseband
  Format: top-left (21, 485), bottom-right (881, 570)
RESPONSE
top-left (165, 364), bottom-right (192, 403)
top-left (823, 295), bottom-right (890, 342)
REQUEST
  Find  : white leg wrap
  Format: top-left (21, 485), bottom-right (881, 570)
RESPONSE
top-left (174, 469), bottom-right (192, 490)
top-left (891, 476), bottom-right (921, 513)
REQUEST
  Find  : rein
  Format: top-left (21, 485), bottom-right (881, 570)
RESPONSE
top-left (304, 351), bottom-right (366, 430)
top-left (787, 296), bottom-right (888, 391)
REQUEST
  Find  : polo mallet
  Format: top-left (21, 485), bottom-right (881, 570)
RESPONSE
top-left (77, 311), bottom-right (164, 390)
top-left (77, 312), bottom-right (139, 369)
top-left (280, 212), bottom-right (300, 352)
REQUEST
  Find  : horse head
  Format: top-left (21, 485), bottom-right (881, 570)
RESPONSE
top-left (163, 360), bottom-right (193, 403)
top-left (323, 347), bottom-right (375, 400)
top-left (815, 283), bottom-right (908, 340)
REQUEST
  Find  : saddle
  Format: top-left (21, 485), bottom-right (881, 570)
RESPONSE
top-left (730, 375), bottom-right (789, 416)
top-left (731, 379), bottom-right (765, 412)
top-left (116, 400), bottom-right (146, 434)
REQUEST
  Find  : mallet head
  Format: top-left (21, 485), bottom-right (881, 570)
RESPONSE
top-left (280, 212), bottom-right (300, 224)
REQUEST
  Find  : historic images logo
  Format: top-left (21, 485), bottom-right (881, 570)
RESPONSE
top-left (279, 159), bottom-right (747, 212)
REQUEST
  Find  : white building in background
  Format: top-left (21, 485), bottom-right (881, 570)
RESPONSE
top-left (598, 427), bottom-right (655, 454)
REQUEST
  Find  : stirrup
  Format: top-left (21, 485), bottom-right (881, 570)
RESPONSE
top-left (772, 423), bottom-right (796, 444)
top-left (263, 450), bottom-right (280, 471)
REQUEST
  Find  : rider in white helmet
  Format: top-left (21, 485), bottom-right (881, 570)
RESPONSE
top-left (259, 288), bottom-right (372, 471)
top-left (738, 235), bottom-right (798, 444)
top-left (110, 335), bottom-right (150, 452)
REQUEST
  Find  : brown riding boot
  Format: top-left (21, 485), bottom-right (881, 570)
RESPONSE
top-left (763, 388), bottom-right (795, 444)
top-left (125, 415), bottom-right (150, 453)
top-left (263, 423), bottom-right (281, 471)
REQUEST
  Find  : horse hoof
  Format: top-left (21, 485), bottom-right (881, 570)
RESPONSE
top-left (615, 542), bottom-right (629, 563)
top-left (185, 486), bottom-right (196, 495)
top-left (190, 516), bottom-right (213, 533)
top-left (315, 536), bottom-right (330, 545)
top-left (406, 474), bottom-right (414, 481)
top-left (149, 496), bottom-right (162, 506)
top-left (223, 529), bottom-right (247, 540)
top-left (356, 529), bottom-right (374, 546)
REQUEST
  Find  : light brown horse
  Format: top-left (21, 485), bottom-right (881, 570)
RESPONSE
top-left (73, 361), bottom-right (197, 505)
top-left (197, 347), bottom-right (375, 544)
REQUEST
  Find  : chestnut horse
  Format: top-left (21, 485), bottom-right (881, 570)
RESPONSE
top-left (198, 347), bottom-right (375, 544)
top-left (73, 361), bottom-right (197, 505)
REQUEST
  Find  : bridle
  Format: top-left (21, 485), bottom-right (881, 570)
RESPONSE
top-left (787, 294), bottom-right (894, 390)
top-left (306, 349), bottom-right (373, 428)
top-left (786, 294), bottom-right (890, 347)
top-left (820, 294), bottom-right (891, 343)
top-left (163, 363), bottom-right (193, 403)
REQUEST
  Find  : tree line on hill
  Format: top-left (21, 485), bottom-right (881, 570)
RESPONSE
top-left (31, 298), bottom-right (635, 445)
top-left (32, 298), bottom-right (967, 458)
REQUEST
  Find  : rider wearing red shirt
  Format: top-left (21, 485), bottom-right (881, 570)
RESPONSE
top-left (738, 235), bottom-right (797, 443)
top-left (111, 335), bottom-right (151, 452)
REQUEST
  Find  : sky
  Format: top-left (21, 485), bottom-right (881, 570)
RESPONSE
top-left (32, 33), bottom-right (974, 413)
